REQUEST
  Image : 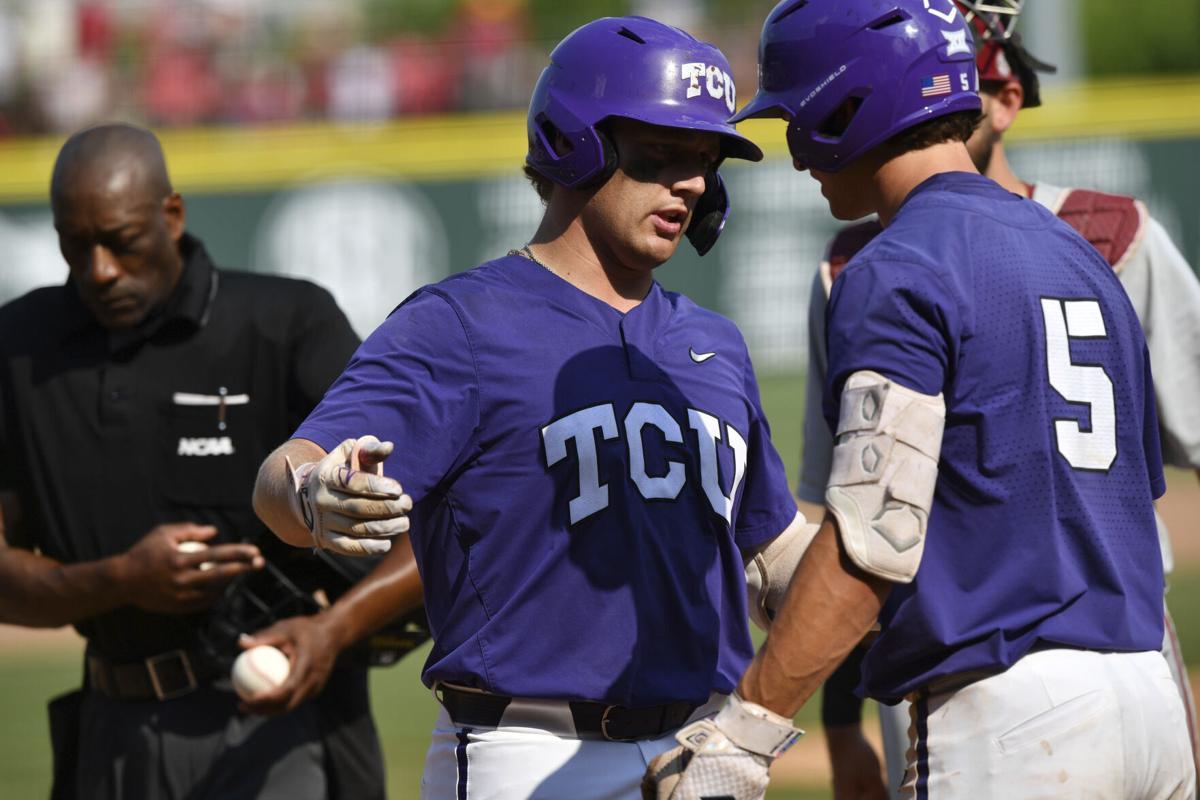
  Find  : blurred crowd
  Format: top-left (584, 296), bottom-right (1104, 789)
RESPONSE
top-left (0, 0), bottom-right (567, 136)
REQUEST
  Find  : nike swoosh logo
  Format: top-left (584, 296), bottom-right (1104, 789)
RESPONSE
top-left (689, 348), bottom-right (717, 363)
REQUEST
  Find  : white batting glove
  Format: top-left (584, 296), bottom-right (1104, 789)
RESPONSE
top-left (642, 694), bottom-right (803, 800)
top-left (285, 436), bottom-right (413, 557)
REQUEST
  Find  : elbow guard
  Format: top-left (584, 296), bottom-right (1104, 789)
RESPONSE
top-left (825, 371), bottom-right (944, 583)
top-left (745, 512), bottom-right (820, 630)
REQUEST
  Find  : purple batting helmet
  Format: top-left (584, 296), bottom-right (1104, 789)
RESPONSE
top-left (526, 16), bottom-right (763, 255)
top-left (731, 0), bottom-right (981, 172)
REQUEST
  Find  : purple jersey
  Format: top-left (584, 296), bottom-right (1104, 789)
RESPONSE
top-left (296, 255), bottom-right (796, 706)
top-left (824, 173), bottom-right (1166, 703)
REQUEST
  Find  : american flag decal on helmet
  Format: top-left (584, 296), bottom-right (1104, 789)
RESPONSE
top-left (921, 74), bottom-right (952, 96)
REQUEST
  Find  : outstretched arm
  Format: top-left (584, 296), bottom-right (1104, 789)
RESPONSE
top-left (740, 518), bottom-right (891, 717)
top-left (253, 438), bottom-right (328, 548)
top-left (253, 436), bottom-right (412, 556)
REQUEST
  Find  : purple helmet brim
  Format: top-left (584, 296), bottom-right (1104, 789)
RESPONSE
top-left (729, 93), bottom-right (791, 124)
top-left (614, 109), bottom-right (763, 162)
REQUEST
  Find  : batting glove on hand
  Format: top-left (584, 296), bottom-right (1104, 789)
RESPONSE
top-left (642, 693), bottom-right (803, 800)
top-left (286, 436), bottom-right (412, 557)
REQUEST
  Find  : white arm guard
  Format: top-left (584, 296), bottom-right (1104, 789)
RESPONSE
top-left (745, 512), bottom-right (820, 631)
top-left (826, 371), bottom-right (944, 583)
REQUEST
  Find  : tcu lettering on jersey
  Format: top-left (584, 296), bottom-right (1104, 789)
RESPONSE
top-left (680, 62), bottom-right (737, 114)
top-left (542, 401), bottom-right (747, 526)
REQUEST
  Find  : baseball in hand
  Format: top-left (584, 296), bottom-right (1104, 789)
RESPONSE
top-left (177, 540), bottom-right (215, 571)
top-left (232, 645), bottom-right (291, 701)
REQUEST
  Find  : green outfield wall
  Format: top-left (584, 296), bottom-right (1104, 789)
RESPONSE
top-left (1, 76), bottom-right (1197, 370)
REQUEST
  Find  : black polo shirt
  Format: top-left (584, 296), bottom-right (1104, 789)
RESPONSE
top-left (0, 233), bottom-right (360, 660)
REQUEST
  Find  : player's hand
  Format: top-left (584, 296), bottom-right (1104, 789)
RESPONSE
top-left (826, 724), bottom-right (888, 800)
top-left (642, 694), bottom-right (803, 800)
top-left (287, 435), bottom-right (413, 557)
top-left (118, 523), bottom-right (264, 614)
top-left (235, 618), bottom-right (340, 715)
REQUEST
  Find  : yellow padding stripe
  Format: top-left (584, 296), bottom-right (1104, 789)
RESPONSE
top-left (0, 76), bottom-right (1196, 202)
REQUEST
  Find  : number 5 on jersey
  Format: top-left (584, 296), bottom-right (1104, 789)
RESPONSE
top-left (1040, 297), bottom-right (1116, 471)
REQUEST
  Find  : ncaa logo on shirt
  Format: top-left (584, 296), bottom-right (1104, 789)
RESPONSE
top-left (680, 63), bottom-right (737, 114)
top-left (177, 436), bottom-right (236, 457)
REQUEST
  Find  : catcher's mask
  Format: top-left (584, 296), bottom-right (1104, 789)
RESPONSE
top-left (954, 0), bottom-right (1057, 108)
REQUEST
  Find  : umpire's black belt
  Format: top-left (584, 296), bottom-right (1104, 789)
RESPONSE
top-left (87, 648), bottom-right (214, 701)
top-left (435, 683), bottom-right (699, 742)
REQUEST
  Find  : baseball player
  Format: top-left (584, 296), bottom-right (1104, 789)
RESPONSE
top-left (804, 3), bottom-right (1200, 795)
top-left (644, 1), bottom-right (1196, 797)
top-left (252, 16), bottom-right (809, 798)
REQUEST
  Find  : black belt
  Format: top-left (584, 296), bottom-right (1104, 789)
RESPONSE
top-left (87, 648), bottom-right (213, 701)
top-left (436, 684), bottom-right (698, 742)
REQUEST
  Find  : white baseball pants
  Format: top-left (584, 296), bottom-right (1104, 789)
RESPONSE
top-left (895, 649), bottom-right (1195, 799)
top-left (419, 695), bottom-right (725, 799)
top-left (878, 605), bottom-right (1200, 799)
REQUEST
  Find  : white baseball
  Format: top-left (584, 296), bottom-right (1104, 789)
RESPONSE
top-left (177, 540), bottom-right (215, 571)
top-left (231, 645), bottom-right (291, 701)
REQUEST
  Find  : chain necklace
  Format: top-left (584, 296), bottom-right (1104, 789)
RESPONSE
top-left (508, 245), bottom-right (550, 272)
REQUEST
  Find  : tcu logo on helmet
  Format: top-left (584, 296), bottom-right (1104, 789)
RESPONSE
top-left (681, 63), bottom-right (737, 114)
top-left (543, 401), bottom-right (747, 526)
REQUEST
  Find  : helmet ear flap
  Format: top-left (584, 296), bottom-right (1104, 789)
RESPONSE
top-left (686, 168), bottom-right (730, 257)
top-left (527, 100), bottom-right (619, 189)
top-left (580, 123), bottom-right (619, 189)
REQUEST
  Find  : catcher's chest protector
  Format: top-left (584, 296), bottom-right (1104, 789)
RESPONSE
top-left (1054, 188), bottom-right (1145, 272)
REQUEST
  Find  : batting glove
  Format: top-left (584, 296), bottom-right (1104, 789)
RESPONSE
top-left (286, 436), bottom-right (412, 557)
top-left (642, 693), bottom-right (803, 800)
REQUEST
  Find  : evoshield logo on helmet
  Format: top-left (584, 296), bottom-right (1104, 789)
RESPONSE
top-left (799, 64), bottom-right (847, 109)
top-left (680, 63), bottom-right (737, 114)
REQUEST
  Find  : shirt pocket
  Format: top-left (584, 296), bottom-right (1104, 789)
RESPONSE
top-left (160, 390), bottom-right (259, 508)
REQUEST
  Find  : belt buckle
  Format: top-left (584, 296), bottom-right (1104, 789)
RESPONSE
top-left (599, 705), bottom-right (634, 742)
top-left (144, 649), bottom-right (197, 700)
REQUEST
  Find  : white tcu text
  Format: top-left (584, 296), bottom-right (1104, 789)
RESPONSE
top-left (680, 62), bottom-right (737, 114)
top-left (541, 402), bottom-right (747, 525)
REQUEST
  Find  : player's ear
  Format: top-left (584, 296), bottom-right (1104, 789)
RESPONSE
top-left (988, 83), bottom-right (1023, 135)
top-left (163, 192), bottom-right (186, 244)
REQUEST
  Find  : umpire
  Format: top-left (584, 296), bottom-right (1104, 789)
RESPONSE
top-left (0, 123), bottom-right (385, 799)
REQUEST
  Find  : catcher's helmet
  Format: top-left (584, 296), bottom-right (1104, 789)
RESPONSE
top-left (731, 0), bottom-right (981, 172)
top-left (525, 16), bottom-right (763, 256)
top-left (954, 0), bottom-right (1056, 108)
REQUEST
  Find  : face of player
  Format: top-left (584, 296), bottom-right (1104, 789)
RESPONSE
top-left (54, 164), bottom-right (185, 330)
top-left (966, 91), bottom-right (1001, 173)
top-left (803, 157), bottom-right (878, 222)
top-left (582, 119), bottom-right (719, 271)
